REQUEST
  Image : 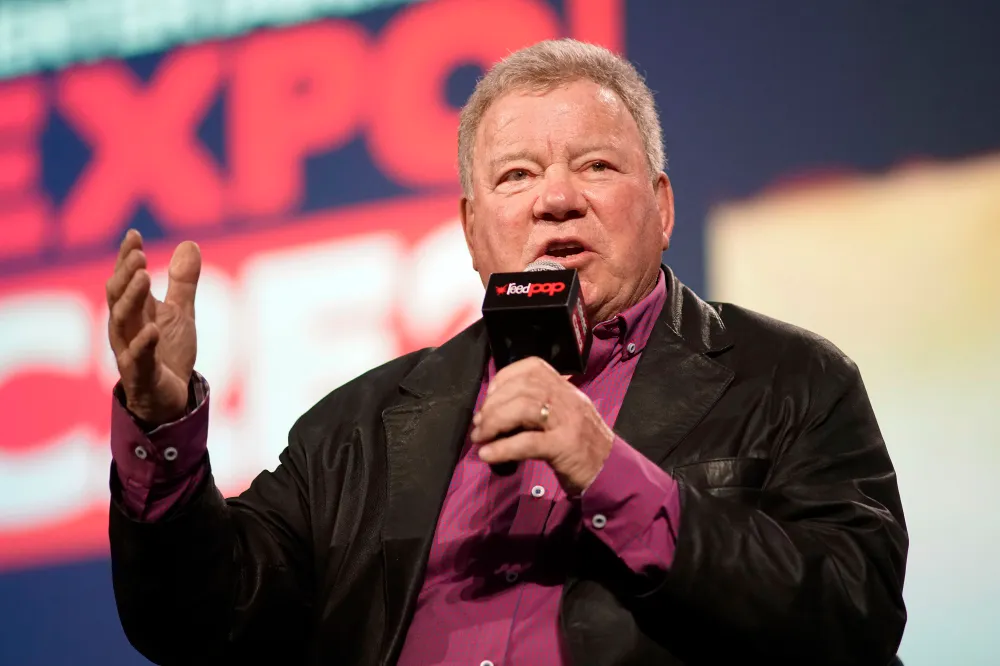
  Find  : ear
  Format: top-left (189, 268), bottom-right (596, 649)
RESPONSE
top-left (654, 172), bottom-right (675, 251)
top-left (459, 196), bottom-right (478, 272)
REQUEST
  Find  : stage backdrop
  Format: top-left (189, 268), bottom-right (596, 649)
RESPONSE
top-left (1, 1), bottom-right (998, 664)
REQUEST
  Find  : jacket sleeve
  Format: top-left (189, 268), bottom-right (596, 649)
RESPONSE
top-left (628, 361), bottom-right (908, 665)
top-left (109, 420), bottom-right (315, 665)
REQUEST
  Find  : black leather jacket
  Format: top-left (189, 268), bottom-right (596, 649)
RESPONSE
top-left (110, 266), bottom-right (907, 665)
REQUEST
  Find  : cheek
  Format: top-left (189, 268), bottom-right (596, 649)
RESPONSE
top-left (498, 200), bottom-right (535, 237)
top-left (473, 202), bottom-right (532, 266)
top-left (596, 190), bottom-right (660, 254)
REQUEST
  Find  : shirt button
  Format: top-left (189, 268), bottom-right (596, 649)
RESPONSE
top-left (163, 447), bottom-right (179, 462)
top-left (480, 661), bottom-right (495, 666)
top-left (133, 445), bottom-right (148, 460)
top-left (530, 485), bottom-right (545, 498)
top-left (505, 570), bottom-right (519, 583)
top-left (591, 513), bottom-right (608, 530)
top-left (626, 342), bottom-right (637, 354)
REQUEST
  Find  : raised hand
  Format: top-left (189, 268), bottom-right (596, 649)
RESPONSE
top-left (106, 229), bottom-right (202, 426)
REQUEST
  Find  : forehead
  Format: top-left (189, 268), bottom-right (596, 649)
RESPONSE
top-left (475, 79), bottom-right (634, 156)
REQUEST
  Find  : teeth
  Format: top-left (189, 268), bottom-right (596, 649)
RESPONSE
top-left (547, 242), bottom-right (582, 252)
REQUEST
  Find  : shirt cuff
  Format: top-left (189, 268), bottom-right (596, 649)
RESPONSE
top-left (580, 435), bottom-right (681, 571)
top-left (110, 373), bottom-right (211, 499)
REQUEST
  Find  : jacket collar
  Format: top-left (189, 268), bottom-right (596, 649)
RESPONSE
top-left (611, 265), bottom-right (735, 467)
top-left (661, 263), bottom-right (733, 356)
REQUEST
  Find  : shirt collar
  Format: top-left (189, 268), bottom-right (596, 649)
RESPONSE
top-left (579, 269), bottom-right (667, 381)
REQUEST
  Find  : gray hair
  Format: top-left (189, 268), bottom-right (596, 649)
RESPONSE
top-left (458, 38), bottom-right (665, 198)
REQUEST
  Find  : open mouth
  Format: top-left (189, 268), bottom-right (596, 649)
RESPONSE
top-left (543, 241), bottom-right (586, 258)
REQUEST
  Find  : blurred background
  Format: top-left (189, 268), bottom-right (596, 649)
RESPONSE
top-left (0, 0), bottom-right (997, 663)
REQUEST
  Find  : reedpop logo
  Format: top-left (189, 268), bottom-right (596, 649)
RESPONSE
top-left (495, 282), bottom-right (566, 297)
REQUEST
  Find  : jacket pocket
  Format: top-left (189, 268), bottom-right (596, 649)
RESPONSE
top-left (670, 457), bottom-right (771, 503)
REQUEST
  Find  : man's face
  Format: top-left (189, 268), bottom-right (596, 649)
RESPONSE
top-left (461, 78), bottom-right (674, 324)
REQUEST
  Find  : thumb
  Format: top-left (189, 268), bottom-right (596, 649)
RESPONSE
top-left (164, 241), bottom-right (202, 317)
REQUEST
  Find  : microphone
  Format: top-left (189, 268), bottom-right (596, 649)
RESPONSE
top-left (480, 259), bottom-right (592, 475)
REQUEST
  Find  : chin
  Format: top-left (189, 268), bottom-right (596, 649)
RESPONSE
top-left (579, 282), bottom-right (605, 318)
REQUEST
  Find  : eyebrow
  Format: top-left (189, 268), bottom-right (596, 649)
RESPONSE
top-left (487, 142), bottom-right (622, 173)
top-left (568, 139), bottom-right (621, 156)
top-left (488, 149), bottom-right (540, 173)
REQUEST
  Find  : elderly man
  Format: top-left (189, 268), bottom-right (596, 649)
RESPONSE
top-left (105, 39), bottom-right (907, 665)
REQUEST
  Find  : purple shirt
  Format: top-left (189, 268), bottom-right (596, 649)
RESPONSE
top-left (111, 378), bottom-right (210, 521)
top-left (110, 273), bottom-right (681, 665)
top-left (396, 274), bottom-right (679, 665)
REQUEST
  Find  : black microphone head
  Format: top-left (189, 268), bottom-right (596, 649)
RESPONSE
top-left (481, 262), bottom-right (591, 374)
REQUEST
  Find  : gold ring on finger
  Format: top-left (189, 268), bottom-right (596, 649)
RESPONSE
top-left (540, 402), bottom-right (551, 427)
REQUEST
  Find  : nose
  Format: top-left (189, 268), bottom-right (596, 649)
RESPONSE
top-left (532, 167), bottom-right (587, 223)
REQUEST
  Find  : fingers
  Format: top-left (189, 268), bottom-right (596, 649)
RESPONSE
top-left (164, 241), bottom-right (201, 318)
top-left (106, 247), bottom-right (147, 308)
top-left (474, 357), bottom-right (564, 443)
top-left (115, 229), bottom-right (143, 272)
top-left (118, 322), bottom-right (160, 381)
top-left (478, 430), bottom-right (544, 466)
top-left (482, 370), bottom-right (548, 408)
top-left (109, 267), bottom-right (151, 353)
top-left (488, 356), bottom-right (560, 395)
top-left (471, 392), bottom-right (549, 444)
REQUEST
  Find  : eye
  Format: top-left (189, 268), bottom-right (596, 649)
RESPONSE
top-left (589, 161), bottom-right (609, 172)
top-left (502, 168), bottom-right (530, 182)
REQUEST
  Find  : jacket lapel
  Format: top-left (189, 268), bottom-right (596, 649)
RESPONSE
top-left (379, 320), bottom-right (489, 665)
top-left (614, 267), bottom-right (736, 467)
top-left (563, 268), bottom-right (737, 666)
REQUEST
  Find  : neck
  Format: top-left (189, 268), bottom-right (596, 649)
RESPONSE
top-left (590, 267), bottom-right (660, 324)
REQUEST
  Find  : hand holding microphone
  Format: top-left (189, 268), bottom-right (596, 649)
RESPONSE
top-left (469, 356), bottom-right (616, 496)
top-left (475, 261), bottom-right (614, 493)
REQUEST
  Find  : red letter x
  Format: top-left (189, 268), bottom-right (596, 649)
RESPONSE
top-left (56, 44), bottom-right (224, 248)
